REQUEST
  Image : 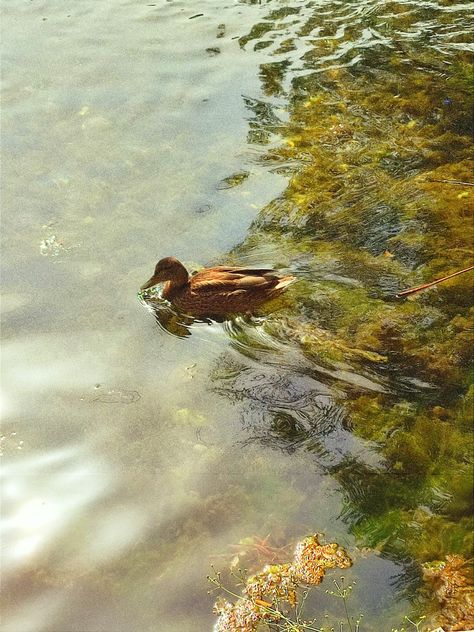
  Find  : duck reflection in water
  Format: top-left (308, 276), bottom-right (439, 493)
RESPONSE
top-left (139, 256), bottom-right (295, 336)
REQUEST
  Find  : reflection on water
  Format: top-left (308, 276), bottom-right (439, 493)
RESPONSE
top-left (2, 448), bottom-right (110, 571)
top-left (140, 289), bottom-right (228, 339)
top-left (2, 0), bottom-right (473, 630)
top-left (141, 294), bottom-right (197, 338)
top-left (211, 349), bottom-right (372, 465)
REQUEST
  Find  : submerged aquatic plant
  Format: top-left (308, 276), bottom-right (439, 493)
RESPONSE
top-left (210, 534), bottom-right (353, 632)
top-left (421, 555), bottom-right (474, 631)
top-left (219, 0), bottom-right (474, 617)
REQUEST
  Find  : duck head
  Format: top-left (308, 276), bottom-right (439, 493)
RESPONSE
top-left (141, 257), bottom-right (189, 290)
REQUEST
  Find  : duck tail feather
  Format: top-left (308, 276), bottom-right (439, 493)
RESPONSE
top-left (274, 275), bottom-right (296, 290)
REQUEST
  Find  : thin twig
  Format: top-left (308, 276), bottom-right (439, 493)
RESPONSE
top-left (296, 589), bottom-right (311, 621)
top-left (396, 265), bottom-right (474, 298)
top-left (424, 178), bottom-right (474, 187)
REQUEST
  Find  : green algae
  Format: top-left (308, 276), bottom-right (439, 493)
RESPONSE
top-left (217, 171), bottom-right (251, 190)
top-left (226, 0), bottom-right (474, 618)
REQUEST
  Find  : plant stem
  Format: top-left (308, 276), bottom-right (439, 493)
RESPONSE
top-left (425, 178), bottom-right (474, 187)
top-left (396, 264), bottom-right (474, 298)
top-left (342, 595), bottom-right (353, 632)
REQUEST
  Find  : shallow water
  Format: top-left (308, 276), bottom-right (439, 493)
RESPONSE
top-left (2, 1), bottom-right (473, 631)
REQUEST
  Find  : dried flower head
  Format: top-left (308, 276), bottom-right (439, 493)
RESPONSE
top-left (214, 596), bottom-right (276, 632)
top-left (212, 533), bottom-right (353, 631)
top-left (290, 534), bottom-right (352, 585)
top-left (245, 563), bottom-right (297, 606)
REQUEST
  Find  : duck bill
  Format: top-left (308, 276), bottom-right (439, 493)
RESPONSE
top-left (140, 275), bottom-right (160, 291)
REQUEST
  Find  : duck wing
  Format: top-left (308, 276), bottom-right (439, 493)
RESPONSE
top-left (210, 266), bottom-right (277, 275)
top-left (191, 266), bottom-right (282, 292)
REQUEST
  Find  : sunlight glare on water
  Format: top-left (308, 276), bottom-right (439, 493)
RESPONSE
top-left (1, 448), bottom-right (112, 570)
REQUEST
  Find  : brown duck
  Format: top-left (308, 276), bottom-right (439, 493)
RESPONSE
top-left (141, 257), bottom-right (295, 317)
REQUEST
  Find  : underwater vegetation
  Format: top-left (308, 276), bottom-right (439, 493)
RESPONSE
top-left (214, 0), bottom-right (474, 626)
top-left (210, 534), bottom-right (473, 631)
top-left (211, 533), bottom-right (353, 631)
top-left (421, 555), bottom-right (474, 631)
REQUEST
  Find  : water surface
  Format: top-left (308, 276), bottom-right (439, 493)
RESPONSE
top-left (2, 1), bottom-right (473, 631)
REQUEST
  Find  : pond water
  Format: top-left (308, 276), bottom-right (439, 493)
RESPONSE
top-left (2, 1), bottom-right (473, 631)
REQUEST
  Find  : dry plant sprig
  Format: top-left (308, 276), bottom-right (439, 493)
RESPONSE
top-left (210, 533), bottom-right (354, 632)
top-left (396, 265), bottom-right (474, 298)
